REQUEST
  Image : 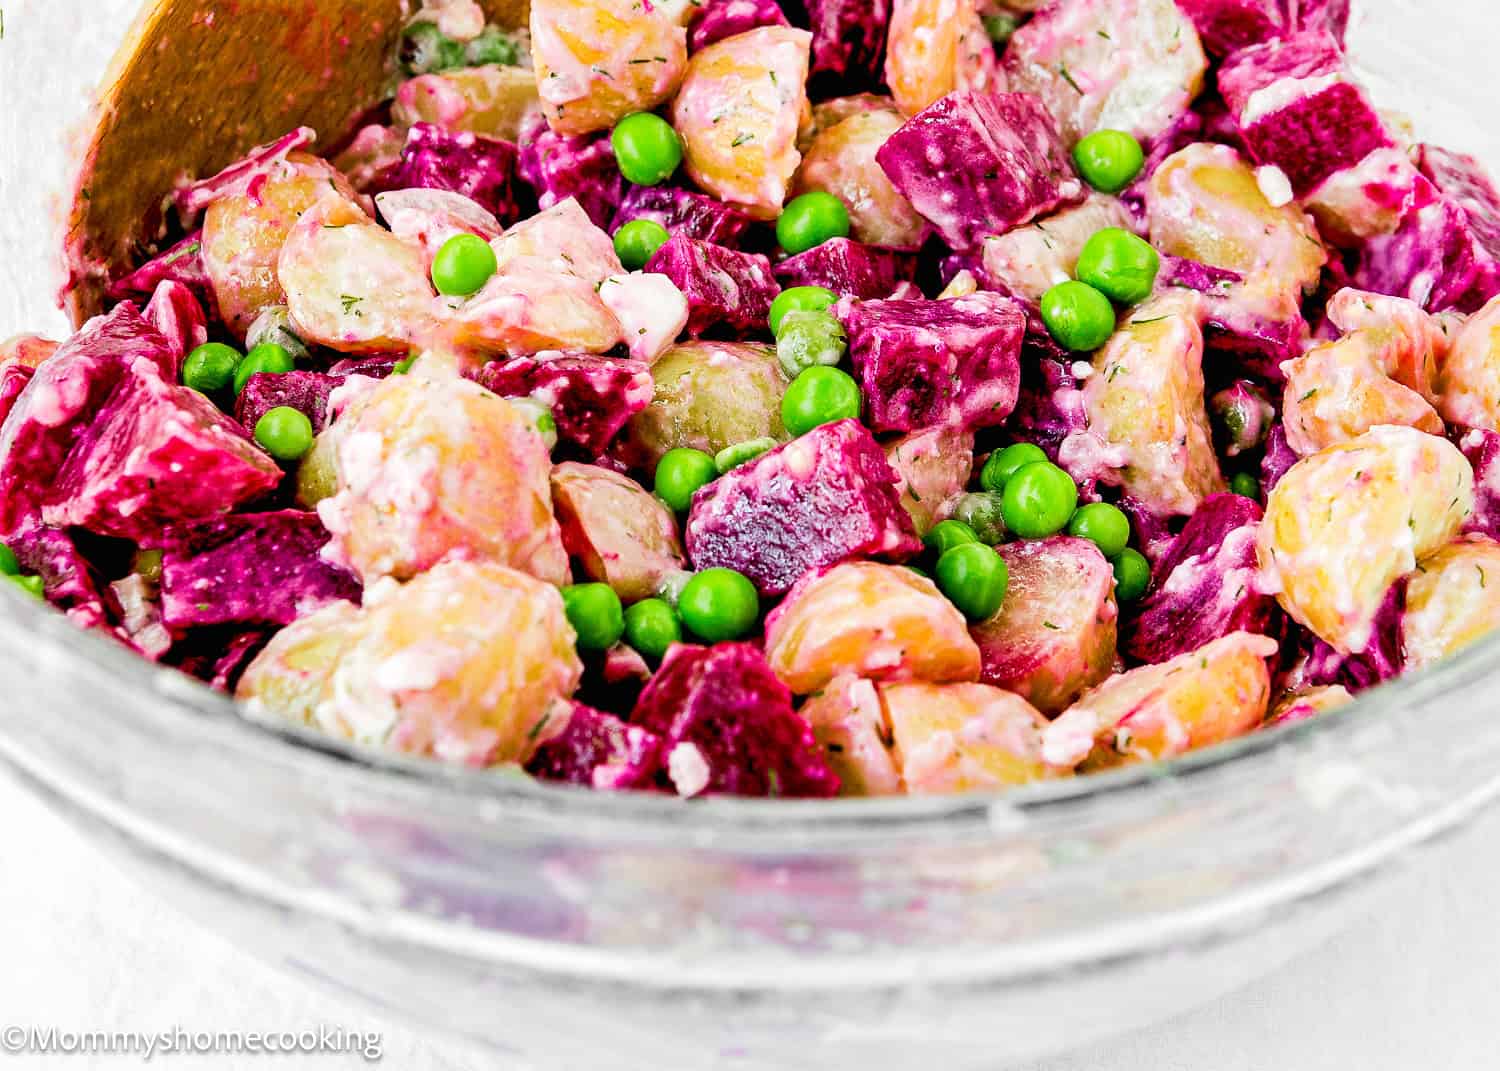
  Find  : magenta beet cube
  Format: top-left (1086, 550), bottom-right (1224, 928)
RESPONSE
top-left (685, 419), bottom-right (920, 595)
top-left (1218, 31), bottom-right (1391, 196)
top-left (526, 702), bottom-right (663, 791)
top-left (1177, 0), bottom-right (1284, 56)
top-left (1455, 427), bottom-right (1500, 542)
top-left (516, 115), bottom-right (624, 230)
top-left (142, 280), bottom-right (208, 369)
top-left (876, 90), bottom-right (1085, 252)
top-left (41, 358), bottom-right (282, 541)
top-left (106, 231), bottom-right (218, 320)
top-left (234, 371), bottom-right (340, 435)
top-left (1294, 0), bottom-right (1350, 40)
top-left (375, 122), bottom-right (521, 224)
top-left (773, 239), bottom-right (913, 299)
top-left (0, 303), bottom-right (177, 536)
top-left (1296, 580), bottom-right (1404, 693)
top-left (806, 0), bottom-right (890, 83)
top-left (644, 235), bottom-right (778, 337)
top-left (159, 510), bottom-right (360, 630)
top-left (1121, 493), bottom-right (1281, 664)
top-left (612, 185), bottom-right (754, 248)
top-left (688, 0), bottom-right (789, 52)
top-left (629, 643), bottom-right (840, 798)
top-left (9, 525), bottom-right (120, 630)
top-left (469, 352), bottom-right (653, 456)
top-left (842, 291), bottom-right (1024, 434)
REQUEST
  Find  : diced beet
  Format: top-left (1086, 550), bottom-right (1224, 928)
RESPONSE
top-left (526, 702), bottom-right (663, 791)
top-left (142, 280), bottom-right (207, 369)
top-left (468, 352), bottom-right (654, 455)
top-left (1455, 427), bottom-right (1500, 542)
top-left (805, 0), bottom-right (889, 84)
top-left (1217, 31), bottom-right (1390, 197)
top-left (327, 355), bottom-right (404, 380)
top-left (685, 418), bottom-right (920, 595)
top-left (172, 628), bottom-right (274, 693)
top-left (1158, 255), bottom-right (1243, 295)
top-left (629, 643), bottom-right (840, 798)
top-left (41, 358), bottom-right (282, 542)
top-left (105, 232), bottom-right (219, 319)
top-left (1118, 495), bottom-right (1179, 565)
top-left (1178, 0), bottom-right (1285, 56)
top-left (842, 291), bottom-right (1024, 434)
top-left (9, 525), bottom-right (120, 630)
top-left (773, 239), bottom-right (913, 299)
top-left (876, 90), bottom-right (1084, 252)
top-left (373, 123), bottom-right (521, 224)
top-left (159, 510), bottom-right (360, 630)
top-left (1294, 579), bottom-right (1405, 693)
top-left (1260, 424), bottom-right (1298, 493)
top-left (174, 127), bottom-right (315, 218)
top-left (644, 236), bottom-right (778, 337)
top-left (0, 303), bottom-right (177, 536)
top-left (1200, 299), bottom-right (1308, 380)
top-left (689, 0), bottom-right (789, 52)
top-left (1122, 493), bottom-right (1281, 664)
top-left (234, 371), bottom-right (340, 436)
top-left (1010, 348), bottom-right (1089, 458)
top-left (516, 115), bottom-right (624, 230)
top-left (1294, 0), bottom-right (1350, 40)
top-left (0, 364), bottom-right (34, 432)
top-left (612, 184), bottom-right (754, 248)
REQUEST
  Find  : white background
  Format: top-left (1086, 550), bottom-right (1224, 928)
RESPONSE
top-left (1, 0), bottom-right (1497, 1066)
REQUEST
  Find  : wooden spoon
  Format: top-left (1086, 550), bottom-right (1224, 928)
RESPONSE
top-left (63, 0), bottom-right (528, 325)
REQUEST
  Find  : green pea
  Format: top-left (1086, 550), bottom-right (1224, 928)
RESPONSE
top-left (775, 309), bottom-right (847, 378)
top-left (400, 20), bottom-right (468, 75)
top-left (393, 354), bottom-right (418, 375)
top-left (781, 366), bottom-right (861, 437)
top-left (654, 448), bottom-right (718, 512)
top-left (1231, 472), bottom-right (1261, 500)
top-left (678, 568), bottom-right (760, 643)
top-left (183, 342), bottom-right (243, 394)
top-left (1076, 228), bottom-right (1161, 305)
top-left (233, 342), bottom-right (295, 395)
top-left (614, 219), bottom-right (671, 271)
top-left (1066, 502), bottom-right (1132, 560)
top-left (776, 192), bottom-right (850, 256)
top-left (562, 583), bottom-right (625, 650)
top-left (432, 233), bottom-right (498, 297)
top-left (715, 437), bottom-right (778, 474)
top-left (0, 543), bottom-right (18, 577)
top-left (981, 12), bottom-right (1020, 45)
top-left (769, 285), bottom-right (839, 337)
top-left (254, 406), bottom-right (315, 463)
top-left (1072, 129), bottom-right (1146, 195)
top-left (1001, 461), bottom-right (1079, 540)
top-left (952, 492), bottom-right (1007, 545)
top-left (507, 397), bottom-right (558, 451)
top-left (981, 443), bottom-right (1048, 493)
top-left (1040, 280), bottom-right (1117, 352)
top-left (9, 574), bottom-right (44, 599)
top-left (611, 112), bottom-right (683, 187)
top-left (935, 543), bottom-right (1010, 622)
top-left (623, 597), bottom-right (682, 660)
top-left (1112, 548), bottom-right (1151, 602)
top-left (923, 519), bottom-right (979, 556)
top-left (465, 26), bottom-right (523, 67)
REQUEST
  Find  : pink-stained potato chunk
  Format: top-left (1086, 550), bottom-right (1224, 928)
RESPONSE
top-left (1401, 535), bottom-right (1500, 673)
top-left (1435, 295), bottom-right (1500, 432)
top-left (884, 426), bottom-right (975, 535)
top-left (490, 197), bottom-right (624, 287)
top-left (764, 562), bottom-right (982, 695)
top-left (393, 66), bottom-right (542, 143)
top-left (1266, 685), bottom-right (1355, 728)
top-left (1325, 287), bottom-right (1449, 401)
top-left (529, 0), bottom-right (689, 137)
top-left (236, 600), bottom-right (367, 728)
top-left (1043, 632), bottom-right (1277, 771)
top-left (801, 675), bottom-right (904, 797)
top-left (450, 269), bottom-right (623, 357)
top-left (885, 682), bottom-right (1058, 794)
top-left (793, 108), bottom-right (929, 251)
top-left (1257, 425), bottom-right (1474, 654)
top-left (672, 26), bottom-right (813, 218)
top-left (885, 0), bottom-right (998, 118)
top-left (1281, 331), bottom-right (1443, 457)
top-left (318, 373), bottom-right (569, 586)
top-left (551, 462), bottom-right (686, 603)
top-left (980, 194), bottom-right (1136, 305)
top-left (374, 188), bottom-right (504, 266)
top-left (597, 272), bottom-right (690, 363)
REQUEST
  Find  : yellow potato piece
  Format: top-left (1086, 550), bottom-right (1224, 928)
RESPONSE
top-left (794, 109), bottom-right (928, 250)
top-left (237, 600), bottom-right (366, 727)
top-left (1281, 331), bottom-right (1443, 456)
top-left (320, 373), bottom-right (569, 586)
top-left (980, 194), bottom-right (1135, 305)
top-left (551, 462), bottom-right (685, 603)
top-left (1402, 536), bottom-right (1500, 672)
top-left (449, 266), bottom-right (623, 356)
top-left (392, 65), bottom-right (542, 142)
top-left (797, 93), bottom-right (896, 153)
top-left (490, 198), bottom-right (623, 287)
top-left (884, 426), bottom-right (974, 535)
top-left (885, 0), bottom-right (997, 118)
top-left (1325, 287), bottom-right (1448, 402)
top-left (765, 562), bottom-right (981, 696)
top-left (1267, 684), bottom-right (1354, 727)
top-left (672, 26), bottom-right (812, 218)
top-left (1043, 631), bottom-right (1277, 771)
top-left (801, 675), bottom-right (903, 797)
top-left (885, 682), bottom-right (1056, 795)
top-left (1436, 294), bottom-right (1500, 432)
top-left (1258, 425), bottom-right (1474, 654)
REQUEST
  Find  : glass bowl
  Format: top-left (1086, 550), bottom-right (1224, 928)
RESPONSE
top-left (2, 2), bottom-right (1499, 1067)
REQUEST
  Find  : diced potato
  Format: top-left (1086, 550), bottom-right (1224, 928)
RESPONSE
top-left (1075, 296), bottom-right (1225, 516)
top-left (317, 562), bottom-right (583, 766)
top-left (972, 537), bottom-right (1118, 717)
top-left (801, 674), bottom-right (903, 797)
top-left (1402, 536), bottom-right (1500, 672)
top-left (672, 26), bottom-right (812, 218)
top-left (1435, 294), bottom-right (1500, 432)
top-left (392, 66), bottom-right (543, 142)
top-left (294, 425), bottom-right (341, 509)
top-left (551, 462), bottom-right (685, 603)
top-left (1258, 425), bottom-right (1474, 654)
top-left (798, 93), bottom-right (897, 153)
top-left (884, 426), bottom-right (975, 535)
top-left (0, 334), bottom-right (58, 368)
top-left (332, 124), bottom-right (406, 191)
top-left (597, 272), bottom-right (689, 363)
top-left (1281, 332), bottom-right (1443, 456)
top-left (237, 600), bottom-right (367, 727)
top-left (885, 0), bottom-right (998, 118)
top-left (981, 195), bottom-right (1135, 305)
top-left (1043, 632), bottom-right (1277, 771)
top-left (375, 188), bottom-right (503, 266)
top-left (622, 341), bottom-right (788, 465)
top-left (449, 266), bottom-right (623, 356)
top-left (279, 196), bottom-right (438, 354)
top-left (1266, 685), bottom-right (1354, 727)
top-left (765, 562), bottom-right (982, 695)
top-left (202, 153), bottom-right (365, 336)
top-left (885, 682), bottom-right (1056, 794)
top-left (490, 198), bottom-right (623, 288)
top-left (793, 109), bottom-right (928, 250)
top-left (319, 373), bottom-right (569, 586)
top-left (1325, 287), bottom-right (1448, 402)
top-left (529, 0), bottom-right (689, 136)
